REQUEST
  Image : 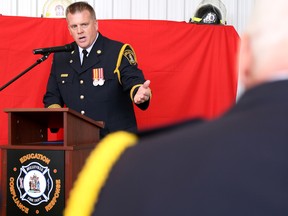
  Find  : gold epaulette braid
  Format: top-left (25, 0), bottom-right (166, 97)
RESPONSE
top-left (63, 131), bottom-right (138, 216)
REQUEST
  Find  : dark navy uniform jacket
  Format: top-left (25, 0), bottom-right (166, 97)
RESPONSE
top-left (43, 33), bottom-right (149, 137)
top-left (64, 80), bottom-right (288, 216)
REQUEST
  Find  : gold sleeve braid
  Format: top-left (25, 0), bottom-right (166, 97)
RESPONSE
top-left (63, 131), bottom-right (138, 216)
top-left (114, 44), bottom-right (144, 102)
top-left (113, 44), bottom-right (138, 85)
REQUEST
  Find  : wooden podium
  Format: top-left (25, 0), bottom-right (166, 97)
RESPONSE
top-left (0, 108), bottom-right (104, 216)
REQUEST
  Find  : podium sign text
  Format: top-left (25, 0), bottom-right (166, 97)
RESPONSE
top-left (7, 149), bottom-right (65, 216)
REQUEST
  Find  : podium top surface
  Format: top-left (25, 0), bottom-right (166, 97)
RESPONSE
top-left (4, 107), bottom-right (104, 128)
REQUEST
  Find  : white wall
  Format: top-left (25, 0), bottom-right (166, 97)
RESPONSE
top-left (0, 0), bottom-right (254, 34)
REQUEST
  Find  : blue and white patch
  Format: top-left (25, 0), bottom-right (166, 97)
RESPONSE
top-left (16, 162), bottom-right (53, 206)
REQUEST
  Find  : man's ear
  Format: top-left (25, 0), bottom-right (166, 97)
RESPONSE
top-left (239, 34), bottom-right (253, 88)
top-left (94, 20), bottom-right (98, 29)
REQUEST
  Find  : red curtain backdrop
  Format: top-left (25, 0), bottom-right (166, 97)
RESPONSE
top-left (0, 16), bottom-right (239, 146)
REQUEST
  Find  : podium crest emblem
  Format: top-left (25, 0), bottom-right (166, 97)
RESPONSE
top-left (16, 162), bottom-right (53, 206)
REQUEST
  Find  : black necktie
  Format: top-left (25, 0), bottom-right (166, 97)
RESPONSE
top-left (82, 49), bottom-right (88, 66)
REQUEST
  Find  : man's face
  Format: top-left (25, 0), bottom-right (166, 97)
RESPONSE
top-left (67, 10), bottom-right (98, 49)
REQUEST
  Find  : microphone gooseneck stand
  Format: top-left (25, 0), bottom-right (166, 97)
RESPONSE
top-left (0, 53), bottom-right (50, 92)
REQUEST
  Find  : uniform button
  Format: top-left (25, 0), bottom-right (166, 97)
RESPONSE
top-left (80, 95), bottom-right (84, 99)
top-left (62, 80), bottom-right (65, 84)
top-left (80, 80), bottom-right (84, 84)
top-left (81, 110), bottom-right (85, 115)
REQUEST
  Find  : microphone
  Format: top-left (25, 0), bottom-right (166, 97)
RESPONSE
top-left (33, 43), bottom-right (74, 54)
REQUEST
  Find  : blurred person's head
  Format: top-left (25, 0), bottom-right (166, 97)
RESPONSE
top-left (65, 1), bottom-right (98, 49)
top-left (239, 0), bottom-right (288, 90)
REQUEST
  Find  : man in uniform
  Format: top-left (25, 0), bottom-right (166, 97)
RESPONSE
top-left (43, 1), bottom-right (151, 138)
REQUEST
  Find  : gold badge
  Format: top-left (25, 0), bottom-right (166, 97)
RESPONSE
top-left (124, 48), bottom-right (137, 65)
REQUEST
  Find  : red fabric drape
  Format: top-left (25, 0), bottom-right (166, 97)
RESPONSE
top-left (0, 16), bottom-right (239, 145)
top-left (98, 20), bottom-right (239, 128)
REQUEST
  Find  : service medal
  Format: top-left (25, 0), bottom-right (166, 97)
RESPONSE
top-left (93, 68), bottom-right (105, 87)
top-left (93, 79), bottom-right (99, 86)
top-left (98, 79), bottom-right (105, 86)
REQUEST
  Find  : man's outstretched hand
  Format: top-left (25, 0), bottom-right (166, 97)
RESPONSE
top-left (134, 80), bottom-right (151, 104)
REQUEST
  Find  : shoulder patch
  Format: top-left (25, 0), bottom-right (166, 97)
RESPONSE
top-left (123, 47), bottom-right (137, 65)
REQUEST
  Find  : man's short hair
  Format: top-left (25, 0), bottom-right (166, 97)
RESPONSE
top-left (65, 1), bottom-right (96, 19)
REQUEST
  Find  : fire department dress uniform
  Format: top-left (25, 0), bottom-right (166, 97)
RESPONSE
top-left (43, 33), bottom-right (149, 138)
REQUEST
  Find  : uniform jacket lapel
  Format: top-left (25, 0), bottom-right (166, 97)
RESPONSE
top-left (69, 35), bottom-right (103, 74)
